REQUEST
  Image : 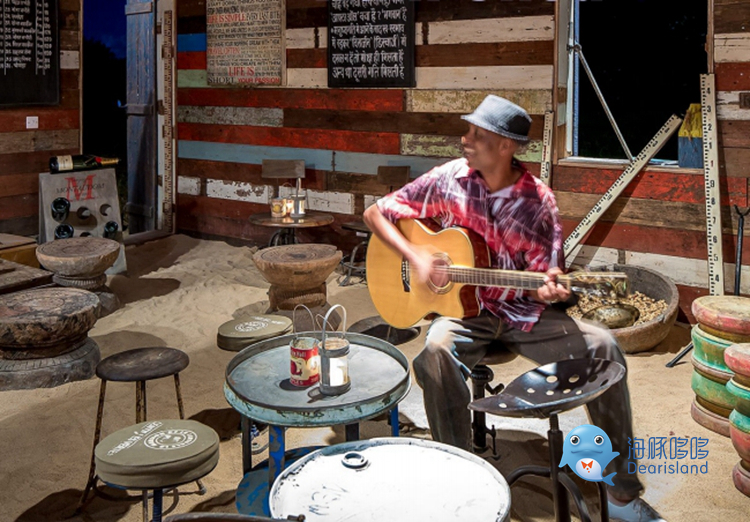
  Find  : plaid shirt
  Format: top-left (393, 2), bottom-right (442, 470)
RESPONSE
top-left (376, 158), bottom-right (563, 332)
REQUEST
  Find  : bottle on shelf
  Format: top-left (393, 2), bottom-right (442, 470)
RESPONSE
top-left (54, 224), bottom-right (74, 239)
top-left (76, 206), bottom-right (91, 220)
top-left (49, 155), bottom-right (120, 174)
top-left (50, 197), bottom-right (70, 222)
top-left (103, 221), bottom-right (119, 239)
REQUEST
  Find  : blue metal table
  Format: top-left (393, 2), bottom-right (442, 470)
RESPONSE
top-left (224, 331), bottom-right (410, 515)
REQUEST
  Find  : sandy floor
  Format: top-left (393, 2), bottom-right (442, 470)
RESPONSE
top-left (1, 235), bottom-right (747, 522)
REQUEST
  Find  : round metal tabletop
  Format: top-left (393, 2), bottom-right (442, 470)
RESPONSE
top-left (248, 211), bottom-right (334, 229)
top-left (225, 331), bottom-right (410, 427)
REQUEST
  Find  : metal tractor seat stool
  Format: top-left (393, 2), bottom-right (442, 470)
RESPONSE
top-left (470, 349), bottom-right (519, 453)
top-left (470, 357), bottom-right (626, 522)
top-left (78, 347), bottom-right (201, 512)
top-left (95, 419), bottom-right (220, 522)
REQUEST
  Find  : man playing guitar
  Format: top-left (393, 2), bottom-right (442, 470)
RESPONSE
top-left (363, 95), bottom-right (665, 522)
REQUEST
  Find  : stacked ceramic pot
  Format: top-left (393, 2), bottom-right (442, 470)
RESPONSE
top-left (36, 237), bottom-right (121, 317)
top-left (690, 296), bottom-right (750, 436)
top-left (0, 287), bottom-right (101, 390)
top-left (725, 344), bottom-right (750, 497)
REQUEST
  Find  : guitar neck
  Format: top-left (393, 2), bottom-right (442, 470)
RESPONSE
top-left (440, 266), bottom-right (570, 291)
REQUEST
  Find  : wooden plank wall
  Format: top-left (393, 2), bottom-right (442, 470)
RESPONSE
top-left (0, 0), bottom-right (81, 236)
top-left (175, 0), bottom-right (747, 321)
top-left (175, 0), bottom-right (553, 248)
top-left (556, 0), bottom-right (750, 321)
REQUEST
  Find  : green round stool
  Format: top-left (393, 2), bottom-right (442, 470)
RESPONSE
top-left (95, 419), bottom-right (220, 522)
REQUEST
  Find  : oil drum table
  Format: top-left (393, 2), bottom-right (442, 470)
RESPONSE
top-left (0, 287), bottom-right (101, 390)
top-left (249, 210), bottom-right (334, 247)
top-left (224, 331), bottom-right (410, 516)
top-left (270, 438), bottom-right (511, 522)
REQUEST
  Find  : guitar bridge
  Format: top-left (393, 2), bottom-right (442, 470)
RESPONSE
top-left (401, 258), bottom-right (411, 292)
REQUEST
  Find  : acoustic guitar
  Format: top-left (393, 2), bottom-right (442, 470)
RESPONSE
top-left (366, 219), bottom-right (629, 328)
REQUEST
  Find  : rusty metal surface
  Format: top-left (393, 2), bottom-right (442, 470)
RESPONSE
top-left (224, 332), bottom-right (409, 427)
top-left (248, 211), bottom-right (334, 229)
top-left (269, 437), bottom-right (511, 522)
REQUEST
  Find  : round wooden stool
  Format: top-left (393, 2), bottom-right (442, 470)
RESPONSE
top-left (95, 419), bottom-right (220, 522)
top-left (36, 237), bottom-right (121, 316)
top-left (0, 287), bottom-right (101, 390)
top-left (78, 347), bottom-right (199, 512)
top-left (253, 244), bottom-right (342, 329)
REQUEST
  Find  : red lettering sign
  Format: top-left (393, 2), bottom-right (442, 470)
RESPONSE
top-left (65, 175), bottom-right (95, 201)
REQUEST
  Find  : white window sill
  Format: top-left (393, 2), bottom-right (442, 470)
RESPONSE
top-left (557, 156), bottom-right (703, 175)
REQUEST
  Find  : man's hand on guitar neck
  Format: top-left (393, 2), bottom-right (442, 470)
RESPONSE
top-left (533, 267), bottom-right (572, 305)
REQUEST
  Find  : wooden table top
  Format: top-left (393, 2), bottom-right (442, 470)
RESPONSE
top-left (248, 211), bottom-right (334, 229)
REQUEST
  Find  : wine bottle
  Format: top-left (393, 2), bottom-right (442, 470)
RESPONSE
top-left (50, 197), bottom-right (70, 222)
top-left (76, 206), bottom-right (91, 220)
top-left (49, 155), bottom-right (120, 174)
top-left (103, 221), bottom-right (119, 239)
top-left (54, 224), bottom-right (74, 239)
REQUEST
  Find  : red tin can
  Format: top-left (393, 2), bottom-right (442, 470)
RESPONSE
top-left (290, 336), bottom-right (320, 387)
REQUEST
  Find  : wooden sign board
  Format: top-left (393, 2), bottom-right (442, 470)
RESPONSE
top-left (206, 0), bottom-right (286, 86)
top-left (0, 0), bottom-right (60, 106)
top-left (328, 0), bottom-right (415, 88)
top-left (38, 169), bottom-right (127, 274)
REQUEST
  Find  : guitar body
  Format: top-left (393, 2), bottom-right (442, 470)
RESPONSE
top-left (366, 219), bottom-right (490, 328)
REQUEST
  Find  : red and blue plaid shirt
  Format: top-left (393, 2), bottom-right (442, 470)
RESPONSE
top-left (376, 158), bottom-right (563, 332)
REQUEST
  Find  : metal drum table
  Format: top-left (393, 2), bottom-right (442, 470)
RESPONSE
top-left (270, 438), bottom-right (511, 522)
top-left (224, 331), bottom-right (410, 516)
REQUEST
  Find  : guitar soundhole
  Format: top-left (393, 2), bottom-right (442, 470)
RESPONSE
top-left (428, 254), bottom-right (453, 294)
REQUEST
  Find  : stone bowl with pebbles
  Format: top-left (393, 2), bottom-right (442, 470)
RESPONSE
top-left (565, 264), bottom-right (679, 354)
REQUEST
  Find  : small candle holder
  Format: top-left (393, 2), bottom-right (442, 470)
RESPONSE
top-left (270, 198), bottom-right (285, 218)
top-left (319, 304), bottom-right (351, 396)
top-left (290, 178), bottom-right (306, 219)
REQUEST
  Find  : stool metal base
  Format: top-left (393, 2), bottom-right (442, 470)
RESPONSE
top-left (77, 371), bottom-right (205, 518)
top-left (506, 413), bottom-right (608, 522)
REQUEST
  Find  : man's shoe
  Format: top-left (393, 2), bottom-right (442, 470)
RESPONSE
top-left (608, 497), bottom-right (667, 522)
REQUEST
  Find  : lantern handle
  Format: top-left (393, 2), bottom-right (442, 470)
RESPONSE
top-left (292, 304), bottom-right (315, 335)
top-left (320, 304), bottom-right (348, 348)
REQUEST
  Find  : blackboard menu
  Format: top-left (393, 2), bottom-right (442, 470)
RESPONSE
top-left (328, 0), bottom-right (415, 88)
top-left (0, 0), bottom-right (59, 106)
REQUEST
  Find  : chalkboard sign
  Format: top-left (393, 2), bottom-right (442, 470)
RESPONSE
top-left (0, 0), bottom-right (59, 106)
top-left (328, 0), bottom-right (415, 88)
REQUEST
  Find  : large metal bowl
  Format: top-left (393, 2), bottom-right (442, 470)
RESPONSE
top-left (586, 264), bottom-right (679, 354)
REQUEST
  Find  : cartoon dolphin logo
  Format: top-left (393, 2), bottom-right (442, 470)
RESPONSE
top-left (559, 424), bottom-right (619, 486)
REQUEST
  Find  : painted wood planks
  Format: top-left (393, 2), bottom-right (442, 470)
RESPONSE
top-left (0, 110), bottom-right (79, 132)
top-left (177, 122), bottom-right (401, 154)
top-left (424, 16), bottom-right (554, 45)
top-left (406, 89), bottom-right (552, 114)
top-left (177, 51), bottom-right (207, 70)
top-left (0, 130), bottom-right (79, 155)
top-left (714, 0), bottom-right (750, 33)
top-left (716, 62), bottom-right (750, 91)
top-left (560, 219), bottom-right (750, 266)
top-left (721, 147), bottom-right (750, 178)
top-left (551, 165), bottom-right (748, 205)
top-left (720, 120), bottom-right (750, 148)
top-left (178, 106), bottom-right (284, 126)
top-left (414, 0), bottom-right (554, 23)
top-left (0, 194), bottom-right (37, 221)
top-left (177, 158), bottom-right (327, 190)
top-left (283, 109), bottom-right (544, 139)
top-left (0, 148), bottom-right (77, 176)
top-left (717, 90), bottom-right (750, 120)
top-left (177, 88), bottom-right (404, 111)
top-left (415, 65), bottom-right (553, 90)
top-left (715, 33), bottom-right (750, 62)
top-left (557, 191), bottom-right (750, 235)
top-left (178, 140), bottom-right (447, 177)
top-left (2, 173), bottom-right (39, 198)
top-left (415, 41), bottom-right (554, 67)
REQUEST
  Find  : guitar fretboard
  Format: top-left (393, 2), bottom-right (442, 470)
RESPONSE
top-left (435, 266), bottom-right (569, 291)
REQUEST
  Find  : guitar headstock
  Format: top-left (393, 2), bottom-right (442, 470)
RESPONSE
top-left (566, 271), bottom-right (630, 300)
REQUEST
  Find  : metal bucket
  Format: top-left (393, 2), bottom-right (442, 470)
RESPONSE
top-left (269, 437), bottom-right (511, 521)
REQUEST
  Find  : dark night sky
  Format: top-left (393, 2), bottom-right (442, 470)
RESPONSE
top-left (84, 0), bottom-right (127, 59)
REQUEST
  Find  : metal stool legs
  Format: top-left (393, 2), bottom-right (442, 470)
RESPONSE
top-left (505, 413), bottom-right (608, 522)
top-left (470, 364), bottom-right (502, 454)
top-left (77, 371), bottom-right (203, 515)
